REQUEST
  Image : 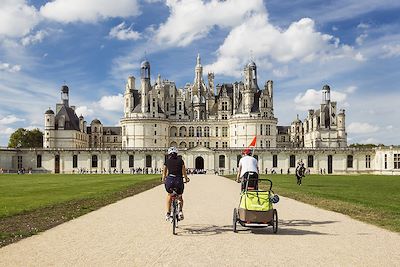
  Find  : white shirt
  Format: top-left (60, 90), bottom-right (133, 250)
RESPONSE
top-left (239, 155), bottom-right (258, 177)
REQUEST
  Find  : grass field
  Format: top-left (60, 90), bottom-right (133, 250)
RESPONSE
top-left (0, 174), bottom-right (160, 246)
top-left (225, 174), bottom-right (400, 232)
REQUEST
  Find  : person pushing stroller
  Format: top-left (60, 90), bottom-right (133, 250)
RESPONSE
top-left (236, 149), bottom-right (259, 191)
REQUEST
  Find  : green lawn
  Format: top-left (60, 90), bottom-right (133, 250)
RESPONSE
top-left (0, 174), bottom-right (160, 218)
top-left (225, 174), bottom-right (400, 232)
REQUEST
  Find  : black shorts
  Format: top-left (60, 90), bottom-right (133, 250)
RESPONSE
top-left (241, 172), bottom-right (259, 191)
top-left (164, 175), bottom-right (184, 195)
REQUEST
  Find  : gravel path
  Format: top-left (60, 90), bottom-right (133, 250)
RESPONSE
top-left (1, 175), bottom-right (399, 266)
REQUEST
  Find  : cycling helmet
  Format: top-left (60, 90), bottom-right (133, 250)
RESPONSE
top-left (167, 147), bottom-right (178, 155)
top-left (242, 148), bottom-right (253, 156)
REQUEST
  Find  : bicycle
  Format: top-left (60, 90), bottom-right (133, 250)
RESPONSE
top-left (169, 188), bottom-right (181, 235)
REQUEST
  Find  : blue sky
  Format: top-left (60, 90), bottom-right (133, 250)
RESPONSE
top-left (1, 0), bottom-right (400, 146)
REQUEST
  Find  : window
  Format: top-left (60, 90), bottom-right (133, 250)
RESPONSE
top-left (73, 155), bottom-right (78, 168)
top-left (152, 98), bottom-right (156, 107)
top-left (273, 155), bottom-right (278, 168)
top-left (266, 125), bottom-right (271, 135)
top-left (394, 154), bottom-right (400, 169)
top-left (266, 140), bottom-right (270, 147)
top-left (307, 155), bottom-right (314, 168)
top-left (219, 155), bottom-right (225, 168)
top-left (129, 155), bottom-right (134, 168)
top-left (114, 136), bottom-right (118, 142)
top-left (204, 126), bottom-right (210, 137)
top-left (189, 127), bottom-right (194, 137)
top-left (166, 103), bottom-right (169, 111)
top-left (92, 155), bottom-right (98, 168)
top-left (178, 102), bottom-right (182, 111)
top-left (36, 155), bottom-right (42, 168)
top-left (215, 127), bottom-right (219, 137)
top-left (196, 126), bottom-right (202, 137)
top-left (289, 155), bottom-right (296, 168)
top-left (222, 102), bottom-right (227, 111)
top-left (384, 154), bottom-right (387, 169)
top-left (222, 127), bottom-right (227, 137)
top-left (347, 155), bottom-right (353, 168)
top-left (222, 142), bottom-right (228, 148)
top-left (260, 140), bottom-right (263, 148)
top-left (260, 125), bottom-right (263, 135)
top-left (366, 155), bottom-right (371, 169)
top-left (146, 155), bottom-right (152, 168)
top-left (111, 155), bottom-right (117, 168)
top-left (17, 156), bottom-right (23, 169)
top-left (263, 99), bottom-right (268, 108)
top-left (216, 142), bottom-right (219, 148)
top-left (189, 142), bottom-right (194, 148)
top-left (222, 114), bottom-right (227, 120)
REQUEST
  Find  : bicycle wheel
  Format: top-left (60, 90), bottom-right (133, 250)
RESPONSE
top-left (172, 200), bottom-right (177, 235)
top-left (272, 209), bottom-right (278, 234)
top-left (233, 208), bottom-right (238, 233)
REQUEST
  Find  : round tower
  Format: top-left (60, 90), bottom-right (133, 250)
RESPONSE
top-left (61, 85), bottom-right (69, 106)
top-left (140, 60), bottom-right (150, 80)
top-left (44, 108), bottom-right (55, 148)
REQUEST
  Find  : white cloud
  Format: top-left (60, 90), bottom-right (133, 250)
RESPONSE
top-left (98, 94), bottom-right (123, 111)
top-left (0, 62), bottom-right (22, 73)
top-left (109, 22), bottom-right (141, 41)
top-left (359, 137), bottom-right (378, 144)
top-left (205, 14), bottom-right (363, 77)
top-left (272, 66), bottom-right (289, 78)
top-left (0, 0), bottom-right (40, 38)
top-left (154, 0), bottom-right (265, 47)
top-left (332, 26), bottom-right (338, 31)
top-left (75, 106), bottom-right (94, 117)
top-left (347, 122), bottom-right (379, 134)
top-left (0, 115), bottom-right (25, 125)
top-left (21, 30), bottom-right (48, 46)
top-left (40, 0), bottom-right (140, 23)
top-left (345, 86), bottom-right (357, 93)
top-left (357, 23), bottom-right (370, 29)
top-left (381, 44), bottom-right (400, 58)
top-left (386, 125), bottom-right (393, 130)
top-left (294, 88), bottom-right (347, 111)
top-left (0, 127), bottom-right (14, 136)
top-left (356, 33), bottom-right (368, 45)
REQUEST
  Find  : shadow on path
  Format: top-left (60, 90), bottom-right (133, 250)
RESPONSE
top-left (178, 224), bottom-right (232, 236)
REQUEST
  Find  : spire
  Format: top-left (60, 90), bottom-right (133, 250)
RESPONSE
top-left (197, 53), bottom-right (201, 66)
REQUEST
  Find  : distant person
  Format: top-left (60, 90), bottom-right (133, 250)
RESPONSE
top-left (162, 147), bottom-right (190, 221)
top-left (296, 161), bottom-right (306, 185)
top-left (236, 150), bottom-right (259, 191)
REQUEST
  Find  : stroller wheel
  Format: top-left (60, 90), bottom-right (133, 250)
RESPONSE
top-left (272, 209), bottom-right (278, 234)
top-left (233, 208), bottom-right (238, 233)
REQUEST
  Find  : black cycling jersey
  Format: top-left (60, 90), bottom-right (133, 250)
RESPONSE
top-left (164, 156), bottom-right (184, 177)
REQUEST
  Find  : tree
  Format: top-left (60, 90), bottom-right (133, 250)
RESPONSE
top-left (8, 128), bottom-right (43, 148)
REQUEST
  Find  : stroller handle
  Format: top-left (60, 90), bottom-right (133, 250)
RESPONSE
top-left (242, 176), bottom-right (273, 191)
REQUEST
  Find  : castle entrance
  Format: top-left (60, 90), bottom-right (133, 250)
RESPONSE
top-left (195, 156), bottom-right (204, 170)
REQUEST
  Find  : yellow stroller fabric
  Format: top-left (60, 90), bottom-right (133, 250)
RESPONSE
top-left (239, 191), bottom-right (272, 211)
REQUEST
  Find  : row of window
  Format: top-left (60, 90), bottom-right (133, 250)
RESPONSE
top-left (32, 153), bottom-right (400, 170)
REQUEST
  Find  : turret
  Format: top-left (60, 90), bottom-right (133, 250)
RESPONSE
top-left (140, 60), bottom-right (151, 113)
top-left (61, 85), bottom-right (69, 107)
top-left (322, 84), bottom-right (331, 104)
top-left (338, 109), bottom-right (346, 130)
top-left (79, 115), bottom-right (84, 132)
top-left (125, 76), bottom-right (135, 116)
top-left (44, 108), bottom-right (55, 130)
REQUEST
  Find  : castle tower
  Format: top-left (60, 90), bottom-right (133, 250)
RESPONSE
top-left (322, 84), bottom-right (331, 104)
top-left (140, 60), bottom-right (151, 114)
top-left (44, 108), bottom-right (55, 148)
top-left (61, 85), bottom-right (69, 107)
top-left (124, 76), bottom-right (135, 117)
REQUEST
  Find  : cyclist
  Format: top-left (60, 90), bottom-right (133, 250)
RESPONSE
top-left (236, 149), bottom-right (259, 191)
top-left (162, 147), bottom-right (190, 221)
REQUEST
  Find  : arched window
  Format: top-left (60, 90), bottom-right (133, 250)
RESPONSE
top-left (111, 155), bottom-right (117, 168)
top-left (196, 126), bottom-right (202, 137)
top-left (169, 126), bottom-right (177, 137)
top-left (73, 155), bottom-right (78, 168)
top-left (179, 141), bottom-right (187, 148)
top-left (129, 155), bottom-right (134, 168)
top-left (237, 155), bottom-right (241, 167)
top-left (179, 126), bottom-right (187, 137)
top-left (146, 155), bottom-right (152, 168)
top-left (92, 155), bottom-right (98, 168)
top-left (219, 155), bottom-right (225, 168)
top-left (189, 126), bottom-right (194, 137)
top-left (170, 141), bottom-right (177, 147)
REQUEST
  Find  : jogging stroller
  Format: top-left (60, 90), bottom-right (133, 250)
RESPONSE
top-left (233, 173), bottom-right (279, 233)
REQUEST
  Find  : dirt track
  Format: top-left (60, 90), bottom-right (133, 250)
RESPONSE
top-left (1, 175), bottom-right (399, 266)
